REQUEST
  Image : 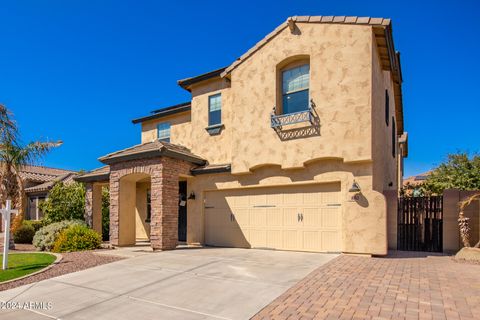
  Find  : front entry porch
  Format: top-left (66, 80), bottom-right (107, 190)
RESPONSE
top-left (77, 140), bottom-right (206, 251)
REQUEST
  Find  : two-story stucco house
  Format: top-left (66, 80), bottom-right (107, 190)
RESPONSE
top-left (76, 16), bottom-right (408, 255)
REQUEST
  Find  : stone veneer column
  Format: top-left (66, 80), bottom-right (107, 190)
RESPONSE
top-left (150, 157), bottom-right (191, 250)
top-left (109, 157), bottom-right (191, 250)
top-left (84, 182), bottom-right (94, 228)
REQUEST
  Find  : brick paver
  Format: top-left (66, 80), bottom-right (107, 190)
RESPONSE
top-left (253, 251), bottom-right (480, 320)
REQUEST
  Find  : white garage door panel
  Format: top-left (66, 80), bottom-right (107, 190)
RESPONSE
top-left (204, 183), bottom-right (342, 253)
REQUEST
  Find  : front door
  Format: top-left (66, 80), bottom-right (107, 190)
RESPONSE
top-left (178, 181), bottom-right (187, 242)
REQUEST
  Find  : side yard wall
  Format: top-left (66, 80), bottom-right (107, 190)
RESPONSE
top-left (443, 189), bottom-right (480, 253)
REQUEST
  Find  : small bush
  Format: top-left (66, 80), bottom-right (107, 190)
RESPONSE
top-left (23, 220), bottom-right (44, 232)
top-left (13, 224), bottom-right (36, 244)
top-left (33, 219), bottom-right (86, 251)
top-left (52, 225), bottom-right (101, 253)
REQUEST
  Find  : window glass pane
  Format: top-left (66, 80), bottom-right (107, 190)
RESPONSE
top-left (157, 122), bottom-right (171, 142)
top-left (209, 110), bottom-right (221, 126)
top-left (282, 64), bottom-right (309, 94)
top-left (209, 94), bottom-right (222, 125)
top-left (283, 89), bottom-right (309, 114)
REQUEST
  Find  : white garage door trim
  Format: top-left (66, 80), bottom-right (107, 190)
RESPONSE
top-left (204, 182), bottom-right (343, 253)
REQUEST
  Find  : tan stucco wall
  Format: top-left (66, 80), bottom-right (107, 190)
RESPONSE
top-left (143, 23), bottom-right (376, 173)
top-left (443, 189), bottom-right (480, 252)
top-left (141, 79), bottom-right (232, 165)
top-left (141, 112), bottom-right (191, 144)
top-left (229, 23), bottom-right (373, 173)
top-left (135, 181), bottom-right (150, 240)
top-left (186, 159), bottom-right (387, 255)
top-left (118, 178), bottom-right (136, 246)
top-left (371, 34), bottom-right (398, 194)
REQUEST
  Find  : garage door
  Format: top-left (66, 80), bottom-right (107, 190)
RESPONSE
top-left (204, 183), bottom-right (342, 253)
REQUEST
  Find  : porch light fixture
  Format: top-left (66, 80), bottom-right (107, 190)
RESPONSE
top-left (348, 180), bottom-right (361, 193)
top-left (188, 192), bottom-right (196, 200)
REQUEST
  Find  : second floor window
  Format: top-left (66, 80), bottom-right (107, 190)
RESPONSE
top-left (282, 64), bottom-right (310, 114)
top-left (157, 122), bottom-right (171, 142)
top-left (208, 93), bottom-right (222, 126)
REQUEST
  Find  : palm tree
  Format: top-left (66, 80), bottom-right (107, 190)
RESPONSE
top-left (0, 104), bottom-right (61, 248)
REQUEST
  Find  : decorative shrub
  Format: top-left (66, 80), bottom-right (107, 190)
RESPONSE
top-left (52, 225), bottom-right (101, 253)
top-left (39, 182), bottom-right (86, 224)
top-left (23, 220), bottom-right (44, 232)
top-left (33, 219), bottom-right (86, 251)
top-left (13, 224), bottom-right (36, 244)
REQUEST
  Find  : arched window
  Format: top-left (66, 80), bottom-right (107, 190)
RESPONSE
top-left (281, 64), bottom-right (310, 114)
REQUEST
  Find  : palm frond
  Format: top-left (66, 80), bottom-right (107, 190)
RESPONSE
top-left (15, 140), bottom-right (63, 167)
top-left (0, 104), bottom-right (18, 144)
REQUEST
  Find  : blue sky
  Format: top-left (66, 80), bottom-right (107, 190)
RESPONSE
top-left (0, 0), bottom-right (478, 177)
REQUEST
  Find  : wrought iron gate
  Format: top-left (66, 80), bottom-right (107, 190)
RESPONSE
top-left (397, 196), bottom-right (443, 252)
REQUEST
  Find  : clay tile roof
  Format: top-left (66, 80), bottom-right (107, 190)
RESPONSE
top-left (98, 140), bottom-right (206, 166)
top-left (19, 165), bottom-right (76, 183)
top-left (24, 172), bottom-right (77, 194)
top-left (221, 15), bottom-right (393, 78)
top-left (74, 166), bottom-right (110, 183)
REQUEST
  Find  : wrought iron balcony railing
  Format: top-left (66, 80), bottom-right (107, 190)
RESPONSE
top-left (271, 101), bottom-right (315, 130)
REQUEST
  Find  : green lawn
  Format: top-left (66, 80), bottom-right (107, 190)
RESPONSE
top-left (0, 253), bottom-right (56, 282)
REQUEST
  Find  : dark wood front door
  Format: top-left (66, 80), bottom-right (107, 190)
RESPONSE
top-left (178, 181), bottom-right (187, 242)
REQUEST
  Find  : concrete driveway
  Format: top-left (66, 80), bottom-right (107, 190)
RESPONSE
top-left (0, 247), bottom-right (337, 320)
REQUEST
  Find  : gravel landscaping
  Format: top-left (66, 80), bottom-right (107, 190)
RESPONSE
top-left (0, 236), bottom-right (124, 291)
top-left (0, 250), bottom-right (123, 291)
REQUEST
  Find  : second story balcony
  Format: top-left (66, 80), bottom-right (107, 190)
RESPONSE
top-left (271, 99), bottom-right (316, 130)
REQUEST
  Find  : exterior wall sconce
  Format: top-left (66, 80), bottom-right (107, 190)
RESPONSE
top-left (188, 192), bottom-right (196, 200)
top-left (348, 180), bottom-right (361, 193)
top-left (348, 180), bottom-right (361, 201)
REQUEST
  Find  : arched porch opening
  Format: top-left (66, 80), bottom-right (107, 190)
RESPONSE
top-left (118, 172), bottom-right (152, 246)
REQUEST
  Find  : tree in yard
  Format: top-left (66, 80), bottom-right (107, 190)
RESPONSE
top-left (0, 104), bottom-right (61, 248)
top-left (422, 152), bottom-right (480, 249)
top-left (39, 182), bottom-right (86, 224)
top-left (423, 152), bottom-right (480, 195)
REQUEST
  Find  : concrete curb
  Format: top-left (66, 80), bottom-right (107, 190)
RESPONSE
top-left (0, 251), bottom-right (63, 285)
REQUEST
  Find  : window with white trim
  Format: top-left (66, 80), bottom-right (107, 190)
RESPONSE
top-left (157, 122), bottom-right (171, 142)
top-left (282, 64), bottom-right (310, 114)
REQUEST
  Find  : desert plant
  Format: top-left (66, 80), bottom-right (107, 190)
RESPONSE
top-left (33, 219), bottom-right (85, 251)
top-left (39, 182), bottom-right (85, 224)
top-left (52, 225), bottom-right (101, 252)
top-left (13, 223), bottom-right (35, 244)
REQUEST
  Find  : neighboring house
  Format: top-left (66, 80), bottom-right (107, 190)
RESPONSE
top-left (76, 16), bottom-right (408, 255)
top-left (402, 171), bottom-right (430, 196)
top-left (20, 165), bottom-right (77, 220)
top-left (403, 171), bottom-right (430, 187)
